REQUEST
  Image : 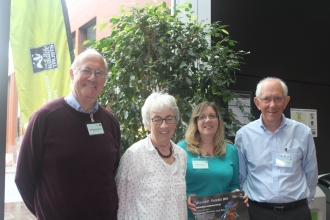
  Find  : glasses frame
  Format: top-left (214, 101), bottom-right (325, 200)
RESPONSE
top-left (151, 116), bottom-right (176, 125)
top-left (76, 67), bottom-right (107, 79)
top-left (257, 96), bottom-right (286, 104)
top-left (197, 114), bottom-right (218, 121)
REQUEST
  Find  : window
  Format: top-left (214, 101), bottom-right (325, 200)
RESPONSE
top-left (79, 17), bottom-right (96, 52)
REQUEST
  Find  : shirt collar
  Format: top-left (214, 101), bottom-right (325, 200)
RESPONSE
top-left (64, 92), bottom-right (99, 113)
top-left (259, 113), bottom-right (287, 132)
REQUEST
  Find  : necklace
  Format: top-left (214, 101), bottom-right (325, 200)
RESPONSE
top-left (155, 146), bottom-right (173, 158)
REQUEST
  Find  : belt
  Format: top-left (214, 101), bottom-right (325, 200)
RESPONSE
top-left (250, 199), bottom-right (307, 213)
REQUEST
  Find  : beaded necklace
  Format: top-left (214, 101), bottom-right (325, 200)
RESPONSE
top-left (155, 146), bottom-right (173, 158)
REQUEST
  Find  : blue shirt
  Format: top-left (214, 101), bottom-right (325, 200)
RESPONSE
top-left (64, 92), bottom-right (98, 113)
top-left (235, 114), bottom-right (318, 204)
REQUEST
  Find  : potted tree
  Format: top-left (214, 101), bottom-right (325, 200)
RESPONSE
top-left (89, 2), bottom-right (249, 152)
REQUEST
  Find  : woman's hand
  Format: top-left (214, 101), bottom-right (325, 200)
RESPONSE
top-left (187, 194), bottom-right (197, 214)
top-left (233, 189), bottom-right (249, 207)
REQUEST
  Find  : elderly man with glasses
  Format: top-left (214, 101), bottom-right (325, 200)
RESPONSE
top-left (15, 49), bottom-right (121, 219)
top-left (235, 77), bottom-right (318, 220)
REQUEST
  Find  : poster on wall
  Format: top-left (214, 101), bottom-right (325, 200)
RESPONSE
top-left (228, 92), bottom-right (251, 127)
top-left (290, 108), bottom-right (317, 137)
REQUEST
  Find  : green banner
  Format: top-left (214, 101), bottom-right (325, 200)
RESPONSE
top-left (10, 0), bottom-right (74, 129)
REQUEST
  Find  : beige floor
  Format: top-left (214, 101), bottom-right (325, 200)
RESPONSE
top-left (5, 165), bottom-right (36, 219)
top-left (4, 202), bottom-right (36, 220)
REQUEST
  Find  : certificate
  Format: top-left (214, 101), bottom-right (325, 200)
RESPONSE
top-left (191, 191), bottom-right (249, 220)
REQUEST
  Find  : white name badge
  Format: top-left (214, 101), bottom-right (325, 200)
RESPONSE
top-left (86, 122), bottom-right (105, 135)
top-left (275, 155), bottom-right (293, 168)
top-left (192, 158), bottom-right (209, 169)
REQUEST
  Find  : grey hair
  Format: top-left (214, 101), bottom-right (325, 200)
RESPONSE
top-left (70, 48), bottom-right (108, 76)
top-left (141, 92), bottom-right (180, 128)
top-left (255, 77), bottom-right (288, 97)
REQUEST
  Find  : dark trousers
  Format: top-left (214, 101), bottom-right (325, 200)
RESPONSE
top-left (248, 200), bottom-right (312, 220)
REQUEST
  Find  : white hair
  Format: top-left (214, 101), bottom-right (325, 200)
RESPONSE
top-left (255, 77), bottom-right (288, 97)
top-left (141, 92), bottom-right (180, 128)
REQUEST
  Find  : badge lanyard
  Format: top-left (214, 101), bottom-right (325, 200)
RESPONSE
top-left (275, 146), bottom-right (293, 168)
top-left (86, 113), bottom-right (105, 136)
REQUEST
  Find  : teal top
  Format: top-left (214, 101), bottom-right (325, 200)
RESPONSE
top-left (177, 140), bottom-right (240, 219)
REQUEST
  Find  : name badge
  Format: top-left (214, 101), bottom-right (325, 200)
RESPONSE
top-left (192, 158), bottom-right (209, 169)
top-left (86, 122), bottom-right (105, 135)
top-left (275, 155), bottom-right (293, 168)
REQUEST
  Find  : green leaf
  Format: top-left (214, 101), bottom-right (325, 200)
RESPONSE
top-left (82, 40), bottom-right (90, 45)
top-left (100, 23), bottom-right (108, 31)
top-left (185, 77), bottom-right (192, 85)
top-left (221, 29), bottom-right (229, 35)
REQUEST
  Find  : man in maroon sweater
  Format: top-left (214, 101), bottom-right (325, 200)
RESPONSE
top-left (15, 49), bottom-right (121, 219)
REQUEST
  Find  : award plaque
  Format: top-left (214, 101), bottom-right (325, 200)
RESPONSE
top-left (191, 191), bottom-right (249, 220)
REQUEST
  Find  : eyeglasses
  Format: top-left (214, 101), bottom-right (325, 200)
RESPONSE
top-left (76, 67), bottom-right (107, 79)
top-left (197, 114), bottom-right (218, 121)
top-left (151, 116), bottom-right (176, 125)
top-left (258, 96), bottom-right (285, 104)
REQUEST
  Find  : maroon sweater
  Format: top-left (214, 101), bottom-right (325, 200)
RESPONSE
top-left (15, 98), bottom-right (121, 220)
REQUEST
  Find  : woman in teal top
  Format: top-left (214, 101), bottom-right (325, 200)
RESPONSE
top-left (177, 101), bottom-right (248, 219)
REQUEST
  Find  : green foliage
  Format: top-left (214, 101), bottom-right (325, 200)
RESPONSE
top-left (90, 2), bottom-right (250, 151)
